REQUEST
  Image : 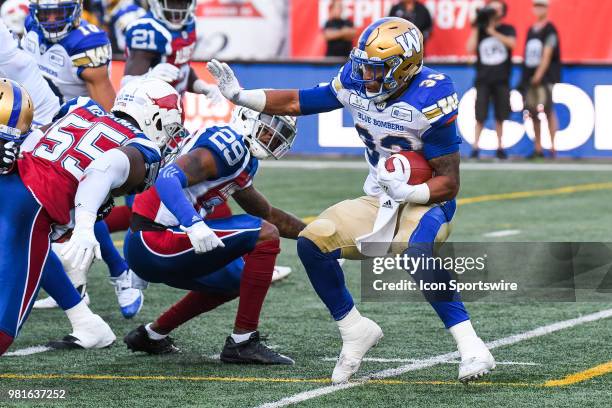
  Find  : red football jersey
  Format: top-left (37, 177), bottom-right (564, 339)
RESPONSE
top-left (18, 97), bottom-right (160, 227)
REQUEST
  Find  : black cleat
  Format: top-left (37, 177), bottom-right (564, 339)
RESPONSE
top-left (123, 325), bottom-right (179, 355)
top-left (496, 148), bottom-right (508, 160)
top-left (470, 149), bottom-right (479, 159)
top-left (220, 331), bottom-right (294, 365)
top-left (47, 335), bottom-right (86, 350)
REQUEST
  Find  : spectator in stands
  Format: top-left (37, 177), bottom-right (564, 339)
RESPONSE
top-left (466, 0), bottom-right (516, 159)
top-left (520, 0), bottom-right (561, 158)
top-left (323, 0), bottom-right (356, 58)
top-left (388, 0), bottom-right (432, 42)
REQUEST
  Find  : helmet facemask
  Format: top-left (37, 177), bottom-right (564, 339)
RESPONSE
top-left (30, 0), bottom-right (81, 42)
top-left (231, 107), bottom-right (297, 160)
top-left (148, 0), bottom-right (195, 30)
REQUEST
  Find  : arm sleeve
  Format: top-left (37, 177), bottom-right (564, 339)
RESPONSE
top-left (155, 164), bottom-right (201, 227)
top-left (74, 149), bottom-right (131, 220)
top-left (298, 84), bottom-right (344, 115)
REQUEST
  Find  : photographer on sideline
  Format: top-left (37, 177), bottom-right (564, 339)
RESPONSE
top-left (466, 0), bottom-right (516, 159)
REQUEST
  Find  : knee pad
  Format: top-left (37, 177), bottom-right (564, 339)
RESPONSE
top-left (299, 218), bottom-right (336, 253)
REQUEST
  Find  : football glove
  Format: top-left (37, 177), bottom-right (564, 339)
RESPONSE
top-left (147, 63), bottom-right (180, 83)
top-left (207, 59), bottom-right (242, 102)
top-left (193, 79), bottom-right (224, 105)
top-left (61, 212), bottom-right (102, 273)
top-left (0, 141), bottom-right (18, 175)
top-left (180, 221), bottom-right (225, 254)
top-left (376, 159), bottom-right (430, 204)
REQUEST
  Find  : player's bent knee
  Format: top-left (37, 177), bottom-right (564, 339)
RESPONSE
top-left (298, 218), bottom-right (336, 253)
top-left (258, 220), bottom-right (280, 243)
top-left (0, 330), bottom-right (14, 355)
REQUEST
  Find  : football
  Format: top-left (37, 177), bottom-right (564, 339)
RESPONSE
top-left (384, 151), bottom-right (434, 185)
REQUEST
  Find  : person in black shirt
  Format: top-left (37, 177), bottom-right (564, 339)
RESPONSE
top-left (388, 0), bottom-right (433, 42)
top-left (323, 0), bottom-right (356, 58)
top-left (520, 0), bottom-right (561, 158)
top-left (466, 0), bottom-right (516, 159)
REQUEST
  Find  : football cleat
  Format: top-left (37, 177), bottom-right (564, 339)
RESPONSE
top-left (332, 317), bottom-right (383, 384)
top-left (46, 314), bottom-right (115, 350)
top-left (124, 325), bottom-right (179, 355)
top-left (457, 339), bottom-right (496, 383)
top-left (33, 285), bottom-right (89, 309)
top-left (271, 265), bottom-right (292, 283)
top-left (220, 331), bottom-right (294, 365)
top-left (110, 270), bottom-right (145, 319)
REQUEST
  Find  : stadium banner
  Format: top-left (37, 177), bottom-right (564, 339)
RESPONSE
top-left (109, 61), bottom-right (612, 158)
top-left (289, 0), bottom-right (612, 63)
top-left (193, 0), bottom-right (288, 60)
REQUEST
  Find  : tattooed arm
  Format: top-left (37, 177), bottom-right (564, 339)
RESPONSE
top-left (426, 151), bottom-right (460, 204)
top-left (233, 186), bottom-right (306, 239)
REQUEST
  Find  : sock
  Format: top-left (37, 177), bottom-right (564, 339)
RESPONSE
top-left (155, 290), bottom-right (236, 333)
top-left (0, 330), bottom-right (13, 356)
top-left (94, 221), bottom-right (128, 278)
top-left (104, 205), bottom-right (133, 233)
top-left (41, 251), bottom-right (81, 310)
top-left (231, 331), bottom-right (254, 343)
top-left (145, 323), bottom-right (168, 340)
top-left (449, 320), bottom-right (484, 358)
top-left (404, 243), bottom-right (469, 329)
top-left (297, 237), bottom-right (353, 321)
top-left (65, 299), bottom-right (95, 329)
top-left (234, 239), bottom-right (280, 331)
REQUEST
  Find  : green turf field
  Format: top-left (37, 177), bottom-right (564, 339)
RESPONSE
top-left (1, 162), bottom-right (611, 408)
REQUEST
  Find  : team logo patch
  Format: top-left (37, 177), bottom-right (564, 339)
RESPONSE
top-left (349, 93), bottom-right (370, 110)
top-left (391, 107), bottom-right (413, 122)
top-left (49, 51), bottom-right (65, 67)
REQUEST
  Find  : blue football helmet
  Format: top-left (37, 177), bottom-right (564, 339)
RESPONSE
top-left (30, 0), bottom-right (82, 42)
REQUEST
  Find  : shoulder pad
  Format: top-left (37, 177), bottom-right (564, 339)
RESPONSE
top-left (125, 16), bottom-right (172, 55)
top-left (192, 126), bottom-right (249, 178)
top-left (61, 23), bottom-right (111, 57)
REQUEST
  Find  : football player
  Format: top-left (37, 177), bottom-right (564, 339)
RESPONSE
top-left (122, 107), bottom-right (302, 364)
top-left (209, 18), bottom-right (495, 383)
top-left (105, 0), bottom-right (146, 52)
top-left (0, 77), bottom-right (184, 354)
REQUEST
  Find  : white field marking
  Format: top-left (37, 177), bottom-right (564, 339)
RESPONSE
top-left (483, 229), bottom-right (522, 238)
top-left (257, 307), bottom-right (612, 408)
top-left (260, 160), bottom-right (612, 172)
top-left (320, 357), bottom-right (539, 366)
top-left (4, 345), bottom-right (51, 356)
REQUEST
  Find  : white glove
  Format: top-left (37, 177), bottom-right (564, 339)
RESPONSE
top-left (193, 79), bottom-right (224, 105)
top-left (61, 212), bottom-right (101, 273)
top-left (376, 159), bottom-right (430, 204)
top-left (207, 59), bottom-right (242, 102)
top-left (147, 63), bottom-right (180, 83)
top-left (180, 221), bottom-right (225, 254)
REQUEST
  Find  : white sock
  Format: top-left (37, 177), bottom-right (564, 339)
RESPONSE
top-left (145, 323), bottom-right (167, 340)
top-left (231, 331), bottom-right (254, 343)
top-left (65, 299), bottom-right (95, 329)
top-left (449, 320), bottom-right (484, 358)
top-left (336, 307), bottom-right (363, 341)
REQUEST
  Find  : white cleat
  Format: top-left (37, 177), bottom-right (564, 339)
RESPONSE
top-left (332, 317), bottom-right (383, 384)
top-left (271, 265), bottom-right (292, 283)
top-left (46, 314), bottom-right (116, 350)
top-left (33, 287), bottom-right (89, 309)
top-left (458, 340), bottom-right (496, 383)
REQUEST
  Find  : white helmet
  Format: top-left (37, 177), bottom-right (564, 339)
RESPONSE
top-left (148, 0), bottom-right (195, 30)
top-left (1, 0), bottom-right (29, 36)
top-left (112, 77), bottom-right (185, 150)
top-left (230, 106), bottom-right (297, 160)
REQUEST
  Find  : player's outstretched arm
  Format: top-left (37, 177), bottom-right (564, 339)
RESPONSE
top-left (233, 186), bottom-right (306, 239)
top-left (82, 66), bottom-right (117, 112)
top-left (207, 59), bottom-right (342, 116)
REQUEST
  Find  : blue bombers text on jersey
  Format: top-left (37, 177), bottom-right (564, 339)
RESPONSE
top-left (21, 16), bottom-right (112, 104)
top-left (124, 11), bottom-right (196, 94)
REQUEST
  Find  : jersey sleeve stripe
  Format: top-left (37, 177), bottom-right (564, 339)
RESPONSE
top-left (7, 81), bottom-right (23, 128)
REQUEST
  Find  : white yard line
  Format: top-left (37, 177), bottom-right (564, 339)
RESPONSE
top-left (483, 229), bottom-right (522, 238)
top-left (260, 160), bottom-right (612, 172)
top-left (257, 307), bottom-right (612, 408)
top-left (320, 357), bottom-right (539, 365)
top-left (4, 345), bottom-right (51, 357)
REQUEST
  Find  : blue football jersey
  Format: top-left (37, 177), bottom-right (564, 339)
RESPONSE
top-left (21, 16), bottom-right (112, 103)
top-left (124, 11), bottom-right (197, 93)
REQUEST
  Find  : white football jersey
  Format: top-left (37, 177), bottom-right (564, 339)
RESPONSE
top-left (328, 63), bottom-right (461, 196)
top-left (21, 17), bottom-right (112, 103)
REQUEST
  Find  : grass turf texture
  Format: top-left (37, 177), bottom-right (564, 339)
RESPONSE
top-left (1, 164), bottom-right (611, 407)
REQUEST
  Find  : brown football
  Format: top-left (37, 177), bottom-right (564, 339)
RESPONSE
top-left (384, 151), bottom-right (434, 185)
